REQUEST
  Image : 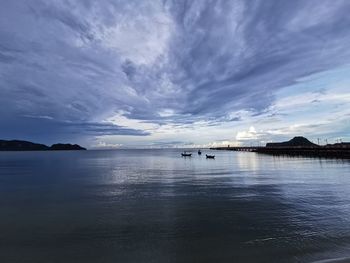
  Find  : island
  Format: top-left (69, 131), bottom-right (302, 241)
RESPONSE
top-left (210, 136), bottom-right (350, 159)
top-left (0, 140), bottom-right (86, 151)
top-left (50, 143), bottom-right (86, 151)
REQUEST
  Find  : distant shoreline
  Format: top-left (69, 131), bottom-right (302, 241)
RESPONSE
top-left (0, 140), bottom-right (86, 151)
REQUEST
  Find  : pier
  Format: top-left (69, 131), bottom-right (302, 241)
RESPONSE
top-left (210, 137), bottom-right (350, 159)
top-left (210, 146), bottom-right (263, 152)
top-left (210, 146), bottom-right (350, 159)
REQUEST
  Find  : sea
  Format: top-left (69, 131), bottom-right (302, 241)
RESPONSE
top-left (0, 149), bottom-right (350, 263)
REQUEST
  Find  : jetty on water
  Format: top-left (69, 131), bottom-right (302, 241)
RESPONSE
top-left (210, 137), bottom-right (350, 159)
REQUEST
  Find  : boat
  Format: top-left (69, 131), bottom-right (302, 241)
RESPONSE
top-left (181, 151), bottom-right (192, 157)
top-left (206, 154), bottom-right (215, 159)
top-left (198, 149), bottom-right (202, 155)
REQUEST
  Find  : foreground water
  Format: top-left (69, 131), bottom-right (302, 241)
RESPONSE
top-left (0, 149), bottom-right (350, 262)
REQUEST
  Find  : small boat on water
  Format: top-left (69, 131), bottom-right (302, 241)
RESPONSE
top-left (181, 151), bottom-right (192, 157)
top-left (206, 154), bottom-right (215, 159)
top-left (198, 149), bottom-right (202, 155)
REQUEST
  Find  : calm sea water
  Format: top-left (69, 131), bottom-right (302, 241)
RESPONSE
top-left (0, 149), bottom-right (350, 263)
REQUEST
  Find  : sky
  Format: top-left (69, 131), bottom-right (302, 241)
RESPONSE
top-left (0, 0), bottom-right (350, 149)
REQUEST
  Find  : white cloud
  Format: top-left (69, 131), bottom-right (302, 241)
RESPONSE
top-left (236, 126), bottom-right (259, 141)
top-left (91, 141), bottom-right (123, 149)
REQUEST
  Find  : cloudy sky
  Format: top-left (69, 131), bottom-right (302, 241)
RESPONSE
top-left (1, 0), bottom-right (350, 148)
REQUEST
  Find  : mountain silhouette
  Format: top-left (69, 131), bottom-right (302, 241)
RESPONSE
top-left (0, 140), bottom-right (86, 151)
top-left (266, 136), bottom-right (318, 148)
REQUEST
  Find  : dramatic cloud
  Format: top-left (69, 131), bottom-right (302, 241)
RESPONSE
top-left (0, 0), bottom-right (350, 147)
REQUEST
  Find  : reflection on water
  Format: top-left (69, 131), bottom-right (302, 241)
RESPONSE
top-left (0, 149), bottom-right (350, 262)
top-left (236, 151), bottom-right (262, 171)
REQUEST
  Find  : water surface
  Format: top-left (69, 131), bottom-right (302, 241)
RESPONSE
top-left (1, 149), bottom-right (350, 262)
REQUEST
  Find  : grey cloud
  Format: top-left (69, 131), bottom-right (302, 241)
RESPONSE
top-left (0, 115), bottom-right (148, 145)
top-left (165, 0), bottom-right (350, 118)
top-left (1, 0), bottom-right (350, 144)
top-left (68, 122), bottom-right (150, 136)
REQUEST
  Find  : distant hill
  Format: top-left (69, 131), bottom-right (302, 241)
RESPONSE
top-left (0, 140), bottom-right (49, 151)
top-left (50, 143), bottom-right (86, 151)
top-left (266, 136), bottom-right (319, 148)
top-left (0, 140), bottom-right (86, 151)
